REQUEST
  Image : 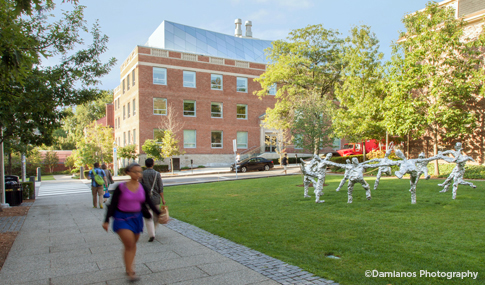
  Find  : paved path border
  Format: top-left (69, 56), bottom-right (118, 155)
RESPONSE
top-left (166, 219), bottom-right (338, 285)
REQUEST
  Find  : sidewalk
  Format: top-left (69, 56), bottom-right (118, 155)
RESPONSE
top-left (0, 172), bottom-right (338, 284)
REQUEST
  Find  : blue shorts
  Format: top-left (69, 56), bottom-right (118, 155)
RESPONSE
top-left (112, 210), bottom-right (144, 234)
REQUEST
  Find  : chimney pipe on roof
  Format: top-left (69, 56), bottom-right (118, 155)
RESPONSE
top-left (245, 20), bottom-right (252, 38)
top-left (235, 19), bottom-right (242, 37)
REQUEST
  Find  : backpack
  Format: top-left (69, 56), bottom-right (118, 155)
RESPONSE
top-left (92, 169), bottom-right (105, 186)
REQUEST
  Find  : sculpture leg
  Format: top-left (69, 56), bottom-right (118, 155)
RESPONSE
top-left (374, 169), bottom-right (382, 190)
top-left (336, 176), bottom-right (347, 192)
top-left (438, 174), bottom-right (453, 188)
top-left (422, 167), bottom-right (430, 180)
top-left (457, 178), bottom-right (477, 189)
top-left (314, 178), bottom-right (325, 203)
top-left (347, 181), bottom-right (354, 203)
top-left (409, 175), bottom-right (418, 204)
top-left (361, 179), bottom-right (371, 200)
top-left (303, 176), bottom-right (311, 198)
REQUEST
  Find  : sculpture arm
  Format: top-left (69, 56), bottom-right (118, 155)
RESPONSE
top-left (363, 160), bottom-right (400, 168)
top-left (324, 161), bottom-right (345, 168)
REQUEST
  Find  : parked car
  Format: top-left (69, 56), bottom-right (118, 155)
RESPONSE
top-left (230, 157), bottom-right (274, 172)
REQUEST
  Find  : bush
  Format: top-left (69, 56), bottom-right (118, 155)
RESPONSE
top-left (330, 154), bottom-right (364, 164)
top-left (21, 182), bottom-right (35, 199)
top-left (427, 163), bottom-right (485, 179)
top-left (273, 156), bottom-right (312, 165)
top-left (181, 166), bottom-right (190, 170)
top-left (71, 168), bottom-right (79, 174)
top-left (197, 165), bottom-right (205, 168)
top-left (119, 164), bottom-right (169, 175)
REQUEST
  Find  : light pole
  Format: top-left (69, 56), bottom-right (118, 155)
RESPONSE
top-left (113, 141), bottom-right (118, 176)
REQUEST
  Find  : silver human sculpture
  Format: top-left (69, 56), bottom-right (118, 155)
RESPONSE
top-left (304, 153), bottom-right (333, 203)
top-left (437, 145), bottom-right (477, 199)
top-left (335, 159), bottom-right (351, 192)
top-left (415, 152), bottom-right (431, 180)
top-left (300, 155), bottom-right (320, 198)
top-left (326, 158), bottom-right (393, 203)
top-left (373, 149), bottom-right (393, 190)
top-left (393, 150), bottom-right (438, 204)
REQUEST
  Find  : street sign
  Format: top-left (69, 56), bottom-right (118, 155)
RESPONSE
top-left (233, 139), bottom-right (237, 153)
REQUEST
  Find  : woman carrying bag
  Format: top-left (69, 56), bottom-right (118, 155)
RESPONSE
top-left (141, 158), bottom-right (165, 242)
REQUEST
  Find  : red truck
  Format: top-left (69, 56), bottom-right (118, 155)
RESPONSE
top-left (336, 139), bottom-right (386, 157)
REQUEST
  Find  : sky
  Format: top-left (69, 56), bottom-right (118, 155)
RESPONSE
top-left (49, 0), bottom-right (433, 91)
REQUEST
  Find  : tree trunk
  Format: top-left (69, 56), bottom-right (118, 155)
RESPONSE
top-left (433, 130), bottom-right (440, 176)
top-left (362, 140), bottom-right (366, 162)
top-left (7, 152), bottom-right (12, 175)
top-left (171, 157), bottom-right (174, 175)
top-left (407, 133), bottom-right (410, 159)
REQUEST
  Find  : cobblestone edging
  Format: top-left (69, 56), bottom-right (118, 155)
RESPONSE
top-left (166, 219), bottom-right (338, 285)
top-left (0, 216), bottom-right (26, 233)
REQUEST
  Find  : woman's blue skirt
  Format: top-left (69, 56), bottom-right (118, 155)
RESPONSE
top-left (112, 210), bottom-right (144, 234)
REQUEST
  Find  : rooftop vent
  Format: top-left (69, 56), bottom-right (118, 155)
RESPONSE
top-left (235, 18), bottom-right (242, 37)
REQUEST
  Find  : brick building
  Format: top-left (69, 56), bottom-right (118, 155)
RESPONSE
top-left (113, 20), bottom-right (328, 169)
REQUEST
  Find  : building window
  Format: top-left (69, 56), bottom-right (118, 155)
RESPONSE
top-left (268, 83), bottom-right (277, 95)
top-left (183, 100), bottom-right (196, 117)
top-left (211, 131), bottom-right (223, 148)
top-left (117, 98), bottom-right (120, 110)
top-left (127, 102), bottom-right (130, 118)
top-left (211, 102), bottom-right (223, 118)
top-left (153, 98), bottom-right (167, 115)
top-left (211, 74), bottom-right (222, 90)
top-left (154, 129), bottom-right (164, 142)
top-left (123, 79), bottom-right (125, 94)
top-left (237, 104), bottom-right (247, 119)
top-left (132, 69), bottom-right (135, 86)
top-left (183, 71), bottom-right (196, 88)
top-left (133, 99), bottom-right (136, 115)
top-left (332, 138), bottom-right (341, 150)
top-left (237, 77), bottom-right (248, 92)
top-left (237, 132), bottom-right (248, 149)
top-left (123, 132), bottom-right (126, 146)
top-left (123, 105), bottom-right (126, 120)
top-left (128, 130), bottom-right (131, 144)
top-left (133, 129), bottom-right (136, 145)
top-left (127, 75), bottom-right (130, 90)
top-left (184, 130), bottom-right (196, 148)
top-left (153, 67), bottom-right (167, 85)
top-left (118, 117), bottom-right (120, 128)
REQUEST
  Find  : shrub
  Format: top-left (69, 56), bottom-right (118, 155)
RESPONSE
top-left (197, 165), bottom-right (205, 168)
top-left (119, 164), bottom-right (169, 175)
top-left (427, 163), bottom-right (485, 179)
top-left (181, 166), bottom-right (190, 170)
top-left (274, 157), bottom-right (311, 164)
top-left (21, 182), bottom-right (35, 199)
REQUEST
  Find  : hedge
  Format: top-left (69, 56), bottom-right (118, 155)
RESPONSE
top-left (118, 165), bottom-right (169, 175)
top-left (21, 182), bottom-right (35, 199)
top-left (274, 156), bottom-right (312, 165)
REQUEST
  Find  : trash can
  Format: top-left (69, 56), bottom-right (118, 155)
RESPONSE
top-left (5, 175), bottom-right (22, 206)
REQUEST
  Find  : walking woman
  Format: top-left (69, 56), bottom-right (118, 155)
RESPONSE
top-left (102, 163), bottom-right (161, 282)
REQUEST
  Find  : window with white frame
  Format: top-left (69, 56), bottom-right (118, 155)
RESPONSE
top-left (122, 79), bottom-right (125, 94)
top-left (211, 131), bottom-right (223, 148)
top-left (127, 74), bottom-right (130, 90)
top-left (237, 104), bottom-right (247, 119)
top-left (127, 130), bottom-right (131, 144)
top-left (237, 132), bottom-right (248, 149)
top-left (123, 105), bottom-right (126, 120)
top-left (153, 67), bottom-right (167, 85)
top-left (183, 100), bottom-right (196, 117)
top-left (154, 129), bottom-right (164, 143)
top-left (183, 130), bottom-right (196, 148)
top-left (268, 83), bottom-right (277, 95)
top-left (153, 98), bottom-right (167, 115)
top-left (123, 132), bottom-right (126, 146)
top-left (133, 99), bottom-right (136, 115)
top-left (237, 77), bottom-right (248, 92)
top-left (211, 74), bottom-right (222, 90)
top-left (132, 69), bottom-right (135, 86)
top-left (183, 71), bottom-right (196, 88)
top-left (211, 102), bottom-right (223, 118)
top-left (127, 102), bottom-right (130, 118)
top-left (332, 138), bottom-right (341, 150)
top-left (133, 129), bottom-right (136, 145)
top-left (117, 117), bottom-right (120, 128)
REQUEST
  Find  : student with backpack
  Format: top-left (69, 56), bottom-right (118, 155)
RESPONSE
top-left (89, 162), bottom-right (107, 209)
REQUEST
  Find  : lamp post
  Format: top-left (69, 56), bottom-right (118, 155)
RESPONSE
top-left (113, 142), bottom-right (118, 176)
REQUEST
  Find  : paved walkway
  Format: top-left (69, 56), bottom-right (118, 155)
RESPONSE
top-left (0, 171), bottom-right (338, 285)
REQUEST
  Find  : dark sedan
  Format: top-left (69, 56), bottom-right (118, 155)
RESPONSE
top-left (230, 157), bottom-right (274, 172)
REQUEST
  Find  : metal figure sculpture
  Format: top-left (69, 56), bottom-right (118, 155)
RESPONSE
top-left (335, 159), bottom-right (351, 192)
top-left (415, 152), bottom-right (431, 180)
top-left (437, 152), bottom-right (477, 199)
top-left (373, 149), bottom-right (393, 190)
top-left (393, 150), bottom-right (438, 204)
top-left (326, 157), bottom-right (396, 203)
top-left (304, 153), bottom-right (333, 203)
top-left (300, 155), bottom-right (320, 198)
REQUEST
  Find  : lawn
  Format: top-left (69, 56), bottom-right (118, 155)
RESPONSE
top-left (40, 175), bottom-right (55, 181)
top-left (166, 174), bottom-right (485, 285)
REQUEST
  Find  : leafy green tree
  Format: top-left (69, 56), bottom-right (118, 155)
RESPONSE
top-left (118, 144), bottom-right (138, 162)
top-left (43, 150), bottom-right (59, 173)
top-left (161, 130), bottom-right (184, 175)
top-left (64, 154), bottom-right (75, 171)
top-left (332, 25), bottom-right (387, 160)
top-left (72, 122), bottom-right (113, 168)
top-left (385, 3), bottom-right (485, 175)
top-left (0, 1), bottom-right (116, 148)
top-left (141, 139), bottom-right (164, 162)
top-left (254, 24), bottom-right (344, 132)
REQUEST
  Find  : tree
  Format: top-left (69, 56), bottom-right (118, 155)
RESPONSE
top-left (141, 139), bottom-right (164, 162)
top-left (82, 122), bottom-right (114, 163)
top-left (332, 25), bottom-right (387, 160)
top-left (43, 150), bottom-right (59, 173)
top-left (118, 144), bottom-right (138, 162)
top-left (0, 1), bottom-right (116, 147)
top-left (254, 24), bottom-right (343, 132)
top-left (161, 130), bottom-right (184, 175)
top-left (385, 3), bottom-right (485, 175)
top-left (292, 95), bottom-right (334, 154)
top-left (64, 154), bottom-right (75, 171)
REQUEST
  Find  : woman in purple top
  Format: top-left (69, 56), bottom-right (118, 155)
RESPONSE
top-left (103, 163), bottom-right (161, 282)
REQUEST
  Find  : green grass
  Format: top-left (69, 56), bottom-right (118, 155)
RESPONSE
top-left (166, 175), bottom-right (485, 285)
top-left (40, 175), bottom-right (55, 181)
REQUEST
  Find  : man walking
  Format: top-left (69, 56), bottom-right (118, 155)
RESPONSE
top-left (88, 162), bottom-right (107, 209)
top-left (141, 158), bottom-right (165, 242)
top-left (281, 153), bottom-right (289, 175)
